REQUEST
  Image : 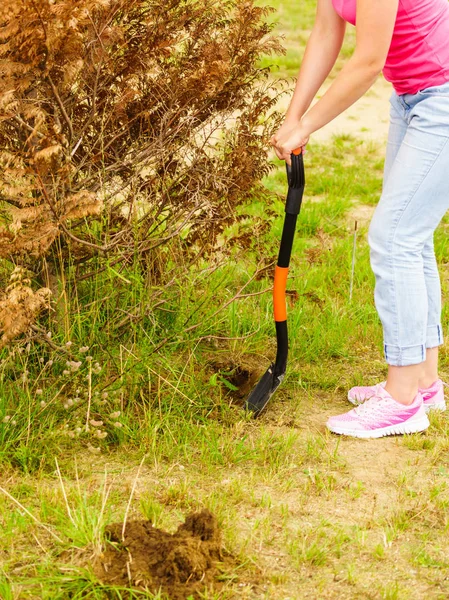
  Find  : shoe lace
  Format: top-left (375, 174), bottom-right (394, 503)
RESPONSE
top-left (353, 394), bottom-right (389, 418)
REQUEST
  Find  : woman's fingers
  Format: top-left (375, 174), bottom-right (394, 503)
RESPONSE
top-left (273, 142), bottom-right (308, 163)
top-left (271, 136), bottom-right (292, 160)
top-left (273, 146), bottom-right (284, 161)
top-left (271, 127), bottom-right (309, 163)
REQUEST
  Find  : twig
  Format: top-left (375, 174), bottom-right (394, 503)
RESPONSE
top-left (183, 266), bottom-right (268, 335)
top-left (70, 60), bottom-right (101, 156)
top-left (146, 365), bottom-right (197, 406)
top-left (349, 220), bottom-right (357, 303)
top-left (85, 359), bottom-right (93, 432)
top-left (75, 253), bottom-right (129, 282)
top-left (234, 287), bottom-right (271, 299)
top-left (113, 298), bottom-right (167, 330)
top-left (195, 331), bottom-right (260, 343)
top-left (48, 77), bottom-right (74, 141)
top-left (70, 136), bottom-right (83, 158)
top-left (55, 458), bottom-right (75, 527)
top-left (0, 486), bottom-right (64, 543)
top-left (36, 172), bottom-right (125, 253)
top-left (14, 116), bottom-right (45, 139)
top-left (30, 325), bottom-right (71, 355)
top-left (122, 455), bottom-right (146, 542)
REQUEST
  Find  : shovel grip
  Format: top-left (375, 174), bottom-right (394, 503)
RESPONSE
top-left (273, 266), bottom-right (288, 322)
top-left (285, 150), bottom-right (305, 215)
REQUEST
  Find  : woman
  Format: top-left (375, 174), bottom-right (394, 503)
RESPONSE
top-left (271, 0), bottom-right (449, 438)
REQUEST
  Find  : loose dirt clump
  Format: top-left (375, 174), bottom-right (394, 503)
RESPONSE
top-left (224, 365), bottom-right (258, 399)
top-left (94, 509), bottom-right (233, 599)
top-left (209, 359), bottom-right (261, 401)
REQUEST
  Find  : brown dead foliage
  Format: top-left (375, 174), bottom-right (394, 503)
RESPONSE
top-left (0, 0), bottom-right (285, 345)
top-left (0, 267), bottom-right (51, 349)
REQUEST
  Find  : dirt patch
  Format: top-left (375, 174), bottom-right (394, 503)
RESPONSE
top-left (209, 359), bottom-right (261, 401)
top-left (223, 365), bottom-right (259, 400)
top-left (94, 509), bottom-right (234, 599)
top-left (348, 203), bottom-right (376, 227)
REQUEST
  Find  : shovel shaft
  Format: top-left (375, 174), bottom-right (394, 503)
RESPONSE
top-left (273, 151), bottom-right (305, 377)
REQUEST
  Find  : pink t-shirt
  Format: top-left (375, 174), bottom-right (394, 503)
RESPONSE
top-left (332, 0), bottom-right (449, 94)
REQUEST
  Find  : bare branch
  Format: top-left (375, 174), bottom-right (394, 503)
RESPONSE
top-left (47, 77), bottom-right (74, 142)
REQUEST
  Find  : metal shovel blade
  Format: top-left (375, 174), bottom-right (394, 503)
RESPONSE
top-left (244, 363), bottom-right (284, 418)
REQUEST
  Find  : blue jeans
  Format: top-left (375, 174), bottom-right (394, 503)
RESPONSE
top-left (368, 82), bottom-right (449, 366)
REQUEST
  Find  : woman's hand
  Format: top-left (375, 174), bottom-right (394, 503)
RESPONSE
top-left (270, 119), bottom-right (310, 165)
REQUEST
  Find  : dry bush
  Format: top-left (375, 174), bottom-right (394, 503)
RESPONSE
top-left (0, 0), bottom-right (285, 344)
top-left (0, 267), bottom-right (51, 349)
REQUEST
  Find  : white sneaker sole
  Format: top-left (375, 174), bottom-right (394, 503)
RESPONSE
top-left (327, 414), bottom-right (430, 439)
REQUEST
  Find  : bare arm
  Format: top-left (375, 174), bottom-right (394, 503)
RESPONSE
top-left (301, 0), bottom-right (398, 134)
top-left (272, 0), bottom-right (398, 162)
top-left (285, 0), bottom-right (346, 122)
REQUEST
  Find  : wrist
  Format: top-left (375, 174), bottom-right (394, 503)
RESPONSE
top-left (284, 110), bottom-right (303, 124)
top-left (299, 114), bottom-right (314, 137)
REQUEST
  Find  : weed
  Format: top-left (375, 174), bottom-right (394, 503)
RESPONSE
top-left (380, 581), bottom-right (407, 600)
top-left (288, 532), bottom-right (328, 567)
top-left (140, 495), bottom-right (166, 528)
top-left (348, 480), bottom-right (366, 500)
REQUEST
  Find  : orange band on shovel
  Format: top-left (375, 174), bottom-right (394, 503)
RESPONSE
top-left (273, 266), bottom-right (288, 322)
top-left (292, 148), bottom-right (302, 155)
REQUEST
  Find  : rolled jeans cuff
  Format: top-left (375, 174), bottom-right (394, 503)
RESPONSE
top-left (426, 324), bottom-right (444, 349)
top-left (384, 343), bottom-right (426, 367)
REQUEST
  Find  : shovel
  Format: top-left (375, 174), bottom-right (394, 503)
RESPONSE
top-left (245, 149), bottom-right (305, 417)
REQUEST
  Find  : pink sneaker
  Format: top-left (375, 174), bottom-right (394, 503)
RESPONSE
top-left (327, 386), bottom-right (430, 438)
top-left (420, 379), bottom-right (447, 412)
top-left (348, 379), bottom-right (446, 413)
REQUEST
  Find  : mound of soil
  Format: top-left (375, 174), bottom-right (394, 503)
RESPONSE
top-left (94, 509), bottom-right (232, 599)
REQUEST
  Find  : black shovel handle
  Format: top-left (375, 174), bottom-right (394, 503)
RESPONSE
top-left (273, 150), bottom-right (305, 377)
